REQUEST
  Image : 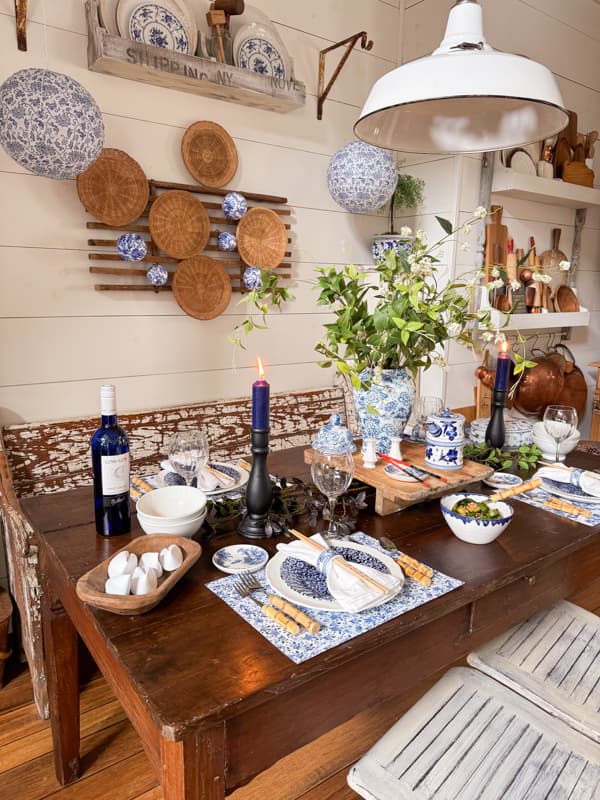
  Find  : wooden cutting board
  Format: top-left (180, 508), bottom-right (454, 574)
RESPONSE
top-left (304, 443), bottom-right (493, 516)
top-left (484, 204), bottom-right (508, 277)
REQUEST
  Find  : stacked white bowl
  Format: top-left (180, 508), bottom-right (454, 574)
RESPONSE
top-left (136, 486), bottom-right (207, 538)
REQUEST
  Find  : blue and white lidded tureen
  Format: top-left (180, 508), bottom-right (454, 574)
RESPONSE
top-left (217, 231), bottom-right (237, 252)
top-left (468, 415), bottom-right (533, 449)
top-left (312, 414), bottom-right (356, 455)
top-left (222, 192), bottom-right (247, 221)
top-left (426, 409), bottom-right (466, 444)
top-left (117, 233), bottom-right (147, 262)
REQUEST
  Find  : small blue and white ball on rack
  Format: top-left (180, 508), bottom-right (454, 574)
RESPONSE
top-left (243, 266), bottom-right (263, 291)
top-left (222, 192), bottom-right (247, 221)
top-left (117, 233), bottom-right (147, 262)
top-left (146, 263), bottom-right (169, 286)
top-left (217, 231), bottom-right (237, 252)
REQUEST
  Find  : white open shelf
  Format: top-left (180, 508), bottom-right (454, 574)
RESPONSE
top-left (500, 309), bottom-right (590, 331)
top-left (492, 166), bottom-right (600, 208)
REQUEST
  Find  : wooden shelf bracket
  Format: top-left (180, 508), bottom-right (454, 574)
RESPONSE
top-left (15, 0), bottom-right (28, 51)
top-left (317, 31), bottom-right (373, 120)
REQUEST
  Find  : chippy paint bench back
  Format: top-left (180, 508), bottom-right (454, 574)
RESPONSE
top-left (0, 385), bottom-right (349, 718)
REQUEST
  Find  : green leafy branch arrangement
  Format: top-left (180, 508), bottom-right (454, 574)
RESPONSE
top-left (463, 442), bottom-right (543, 473)
top-left (229, 270), bottom-right (294, 348)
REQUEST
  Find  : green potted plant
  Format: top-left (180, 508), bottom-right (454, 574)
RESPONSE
top-left (372, 172), bottom-right (425, 265)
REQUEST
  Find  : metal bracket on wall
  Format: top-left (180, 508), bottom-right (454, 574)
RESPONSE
top-left (15, 0), bottom-right (28, 51)
top-left (317, 31), bottom-right (373, 120)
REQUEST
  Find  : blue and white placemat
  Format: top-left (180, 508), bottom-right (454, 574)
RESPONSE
top-left (514, 485), bottom-right (600, 526)
top-left (206, 533), bottom-right (463, 663)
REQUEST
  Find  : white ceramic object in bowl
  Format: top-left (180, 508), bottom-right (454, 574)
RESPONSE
top-left (136, 485), bottom-right (207, 522)
top-left (531, 421), bottom-right (580, 462)
top-left (440, 492), bottom-right (513, 544)
top-left (137, 506), bottom-right (207, 537)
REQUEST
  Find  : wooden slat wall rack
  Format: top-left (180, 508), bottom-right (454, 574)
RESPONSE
top-left (87, 179), bottom-right (293, 293)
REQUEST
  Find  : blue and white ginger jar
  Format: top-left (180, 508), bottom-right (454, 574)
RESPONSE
top-left (327, 141), bottom-right (397, 214)
top-left (146, 263), bottom-right (169, 286)
top-left (217, 231), bottom-right (237, 252)
top-left (0, 68), bottom-right (104, 179)
top-left (223, 192), bottom-right (247, 221)
top-left (352, 368), bottom-right (416, 455)
top-left (312, 414), bottom-right (356, 454)
top-left (243, 266), bottom-right (262, 291)
top-left (117, 233), bottom-right (147, 262)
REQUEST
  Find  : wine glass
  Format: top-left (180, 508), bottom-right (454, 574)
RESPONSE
top-left (542, 405), bottom-right (578, 463)
top-left (415, 395), bottom-right (443, 440)
top-left (310, 450), bottom-right (355, 540)
top-left (168, 430), bottom-right (209, 487)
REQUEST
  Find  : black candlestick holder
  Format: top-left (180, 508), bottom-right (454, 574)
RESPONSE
top-left (485, 388), bottom-right (506, 449)
top-left (238, 428), bottom-right (273, 539)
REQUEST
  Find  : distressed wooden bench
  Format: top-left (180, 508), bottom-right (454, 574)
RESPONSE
top-left (0, 384), bottom-right (350, 718)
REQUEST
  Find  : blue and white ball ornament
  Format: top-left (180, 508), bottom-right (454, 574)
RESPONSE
top-left (222, 191), bottom-right (247, 221)
top-left (326, 140), bottom-right (397, 214)
top-left (243, 266), bottom-right (263, 291)
top-left (146, 263), bottom-right (169, 286)
top-left (0, 68), bottom-right (104, 179)
top-left (117, 233), bottom-right (147, 262)
top-left (217, 231), bottom-right (237, 252)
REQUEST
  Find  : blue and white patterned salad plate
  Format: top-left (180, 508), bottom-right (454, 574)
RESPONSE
top-left (213, 545), bottom-right (268, 574)
top-left (266, 541), bottom-right (403, 612)
top-left (129, 3), bottom-right (191, 54)
top-left (233, 23), bottom-right (290, 79)
top-left (540, 478), bottom-right (600, 505)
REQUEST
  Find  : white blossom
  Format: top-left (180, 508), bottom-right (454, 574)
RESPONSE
top-left (447, 322), bottom-right (461, 337)
top-left (416, 229), bottom-right (427, 243)
top-left (433, 353), bottom-right (447, 368)
top-left (488, 279), bottom-right (504, 289)
top-left (460, 241), bottom-right (470, 252)
top-left (533, 272), bottom-right (552, 284)
top-left (510, 279), bottom-right (521, 291)
top-left (559, 260), bottom-right (571, 271)
top-left (482, 331), bottom-right (494, 342)
top-left (490, 267), bottom-right (500, 278)
top-left (461, 223), bottom-right (472, 235)
top-left (474, 206), bottom-right (488, 219)
top-left (400, 226), bottom-right (412, 237)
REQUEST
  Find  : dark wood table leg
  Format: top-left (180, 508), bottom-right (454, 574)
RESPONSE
top-left (160, 724), bottom-right (226, 800)
top-left (40, 549), bottom-right (80, 785)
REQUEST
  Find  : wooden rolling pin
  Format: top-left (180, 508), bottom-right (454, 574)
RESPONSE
top-left (489, 478), bottom-right (542, 501)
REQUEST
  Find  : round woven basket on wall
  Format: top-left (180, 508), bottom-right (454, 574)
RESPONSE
top-left (76, 148), bottom-right (149, 226)
top-left (148, 190), bottom-right (210, 259)
top-left (236, 207), bottom-right (287, 269)
top-left (173, 255), bottom-right (232, 320)
top-left (181, 121), bottom-right (238, 188)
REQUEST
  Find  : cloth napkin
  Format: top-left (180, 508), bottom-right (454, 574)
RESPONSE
top-left (275, 533), bottom-right (403, 613)
top-left (159, 460), bottom-right (235, 492)
top-left (536, 467), bottom-right (600, 499)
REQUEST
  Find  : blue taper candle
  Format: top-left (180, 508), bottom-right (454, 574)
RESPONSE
top-left (252, 357), bottom-right (269, 430)
top-left (494, 341), bottom-right (512, 391)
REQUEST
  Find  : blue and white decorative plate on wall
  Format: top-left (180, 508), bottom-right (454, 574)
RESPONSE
top-left (0, 69), bottom-right (104, 180)
top-left (233, 23), bottom-right (290, 79)
top-left (327, 141), bottom-right (397, 214)
top-left (129, 3), bottom-right (191, 54)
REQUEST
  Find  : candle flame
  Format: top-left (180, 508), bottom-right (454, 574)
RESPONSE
top-left (257, 356), bottom-right (265, 379)
top-left (501, 341), bottom-right (509, 354)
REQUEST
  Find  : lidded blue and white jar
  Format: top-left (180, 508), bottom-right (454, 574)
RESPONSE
top-left (425, 408), bottom-right (466, 470)
top-left (312, 414), bottom-right (356, 455)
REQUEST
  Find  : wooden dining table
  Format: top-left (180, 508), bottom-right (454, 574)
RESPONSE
top-left (23, 446), bottom-right (600, 800)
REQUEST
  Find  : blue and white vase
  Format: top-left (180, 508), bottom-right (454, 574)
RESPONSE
top-left (371, 234), bottom-right (413, 265)
top-left (352, 368), bottom-right (416, 455)
top-left (222, 192), bottom-right (247, 221)
top-left (117, 233), bottom-right (147, 262)
top-left (326, 141), bottom-right (397, 214)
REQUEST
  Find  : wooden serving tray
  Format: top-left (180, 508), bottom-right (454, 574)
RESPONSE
top-left (305, 441), bottom-right (494, 515)
top-left (76, 535), bottom-right (201, 615)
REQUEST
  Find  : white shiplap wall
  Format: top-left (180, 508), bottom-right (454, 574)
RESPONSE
top-left (0, 0), bottom-right (403, 427)
top-left (402, 0), bottom-right (600, 434)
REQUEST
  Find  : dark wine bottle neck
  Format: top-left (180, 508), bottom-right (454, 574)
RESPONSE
top-left (101, 414), bottom-right (118, 427)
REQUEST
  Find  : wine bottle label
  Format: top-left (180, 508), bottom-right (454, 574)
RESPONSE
top-left (101, 452), bottom-right (130, 495)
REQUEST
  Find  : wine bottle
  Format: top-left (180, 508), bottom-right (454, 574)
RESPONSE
top-left (91, 384), bottom-right (131, 536)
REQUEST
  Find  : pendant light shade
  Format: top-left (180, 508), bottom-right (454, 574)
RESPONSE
top-left (355, 0), bottom-right (568, 154)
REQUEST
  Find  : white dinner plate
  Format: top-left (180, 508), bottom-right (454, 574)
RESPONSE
top-left (117, 0), bottom-right (197, 55)
top-left (540, 477), bottom-right (600, 505)
top-left (233, 22), bottom-right (290, 79)
top-left (266, 541), bottom-right (404, 612)
top-left (202, 461), bottom-right (249, 496)
top-left (99, 0), bottom-right (120, 34)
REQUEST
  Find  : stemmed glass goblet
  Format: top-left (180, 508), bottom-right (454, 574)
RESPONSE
top-left (415, 395), bottom-right (443, 440)
top-left (542, 405), bottom-right (578, 463)
top-left (168, 430), bottom-right (209, 487)
top-left (310, 449), bottom-right (355, 541)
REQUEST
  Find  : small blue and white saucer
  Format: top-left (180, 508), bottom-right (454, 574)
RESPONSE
top-left (383, 464), bottom-right (418, 483)
top-left (483, 472), bottom-right (523, 490)
top-left (212, 545), bottom-right (268, 574)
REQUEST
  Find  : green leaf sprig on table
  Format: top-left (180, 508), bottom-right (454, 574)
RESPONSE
top-left (463, 442), bottom-right (543, 473)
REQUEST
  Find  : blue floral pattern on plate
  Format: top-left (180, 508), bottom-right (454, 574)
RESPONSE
top-left (212, 545), bottom-right (268, 574)
top-left (540, 478), bottom-right (600, 504)
top-left (222, 191), bottom-right (247, 221)
top-left (117, 233), bottom-right (148, 262)
top-left (327, 141), bottom-right (397, 214)
top-left (129, 4), bottom-right (191, 54)
top-left (206, 533), bottom-right (464, 664)
top-left (0, 68), bottom-right (104, 179)
top-left (237, 37), bottom-right (286, 78)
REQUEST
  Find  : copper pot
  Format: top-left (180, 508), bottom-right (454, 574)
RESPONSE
top-left (513, 356), bottom-right (565, 415)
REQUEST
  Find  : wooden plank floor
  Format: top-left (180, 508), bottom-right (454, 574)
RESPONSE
top-left (1, 587), bottom-right (597, 799)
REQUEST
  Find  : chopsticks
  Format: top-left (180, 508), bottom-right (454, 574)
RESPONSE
top-left (288, 529), bottom-right (391, 594)
top-left (377, 453), bottom-right (448, 484)
top-left (489, 478), bottom-right (541, 501)
top-left (544, 497), bottom-right (593, 518)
